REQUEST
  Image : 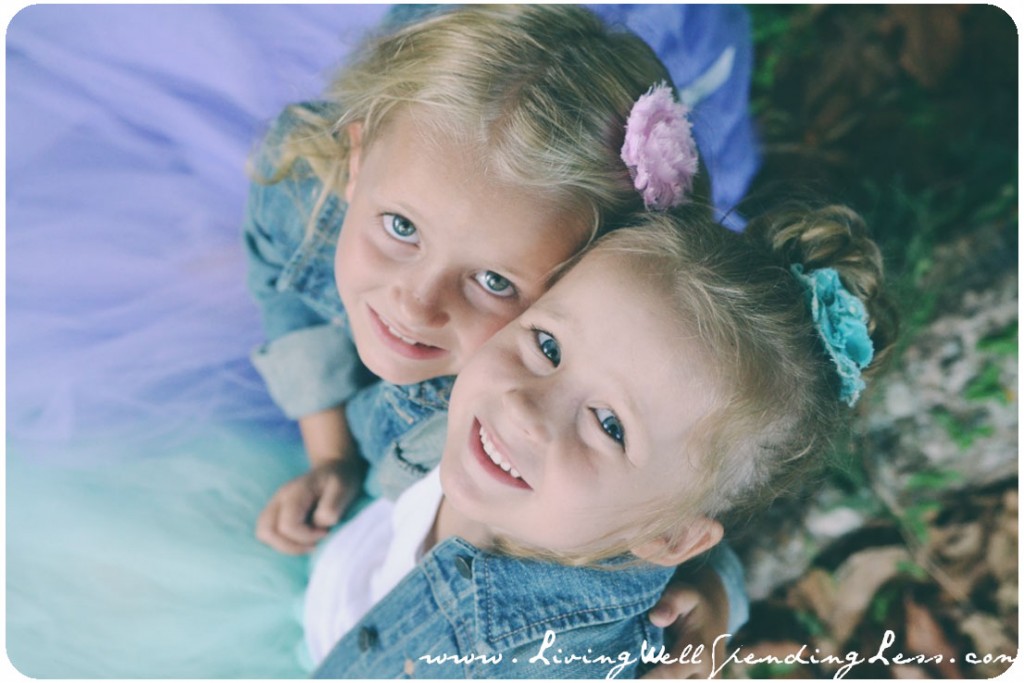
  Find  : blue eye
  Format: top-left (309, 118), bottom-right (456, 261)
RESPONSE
top-left (474, 271), bottom-right (516, 298)
top-left (535, 329), bottom-right (560, 367)
top-left (594, 408), bottom-right (625, 446)
top-left (382, 214), bottom-right (418, 243)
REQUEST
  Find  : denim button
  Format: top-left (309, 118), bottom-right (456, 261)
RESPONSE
top-left (358, 626), bottom-right (378, 652)
top-left (455, 555), bottom-right (473, 579)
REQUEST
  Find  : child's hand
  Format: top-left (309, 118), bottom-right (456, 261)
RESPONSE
top-left (255, 457), bottom-right (366, 555)
top-left (641, 563), bottom-right (730, 679)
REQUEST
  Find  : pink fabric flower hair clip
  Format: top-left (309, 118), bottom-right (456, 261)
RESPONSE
top-left (620, 83), bottom-right (699, 211)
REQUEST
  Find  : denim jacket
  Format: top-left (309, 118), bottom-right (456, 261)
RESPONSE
top-left (312, 537), bottom-right (676, 679)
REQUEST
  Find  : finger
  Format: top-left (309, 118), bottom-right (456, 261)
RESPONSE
top-left (277, 494), bottom-right (329, 546)
top-left (255, 496), bottom-right (286, 545)
top-left (649, 588), bottom-right (701, 627)
top-left (262, 526), bottom-right (319, 555)
top-left (310, 476), bottom-right (348, 529)
top-left (256, 504), bottom-right (318, 555)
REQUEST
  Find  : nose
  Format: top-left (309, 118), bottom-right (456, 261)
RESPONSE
top-left (393, 268), bottom-right (451, 328)
top-left (503, 385), bottom-right (554, 443)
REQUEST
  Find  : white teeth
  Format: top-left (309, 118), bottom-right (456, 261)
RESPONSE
top-left (385, 321), bottom-right (420, 346)
top-left (478, 426), bottom-right (523, 481)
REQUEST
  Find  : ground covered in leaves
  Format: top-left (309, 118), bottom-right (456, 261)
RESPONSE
top-left (722, 6), bottom-right (1018, 679)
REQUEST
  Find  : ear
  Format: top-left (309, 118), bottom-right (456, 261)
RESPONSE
top-left (344, 122), bottom-right (364, 203)
top-left (630, 517), bottom-right (724, 567)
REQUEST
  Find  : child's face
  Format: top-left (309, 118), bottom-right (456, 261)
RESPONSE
top-left (440, 248), bottom-right (722, 557)
top-left (335, 110), bottom-right (591, 385)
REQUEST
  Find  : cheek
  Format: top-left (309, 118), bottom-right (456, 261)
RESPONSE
top-left (334, 223), bottom-right (360, 293)
top-left (335, 225), bottom-right (391, 295)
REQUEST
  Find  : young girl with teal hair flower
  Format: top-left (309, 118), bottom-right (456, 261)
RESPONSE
top-left (308, 203), bottom-right (898, 677)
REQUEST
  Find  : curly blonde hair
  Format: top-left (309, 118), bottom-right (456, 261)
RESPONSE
top-left (603, 206), bottom-right (898, 552)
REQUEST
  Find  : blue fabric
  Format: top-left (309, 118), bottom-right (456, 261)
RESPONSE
top-left (705, 540), bottom-right (751, 639)
top-left (6, 430), bottom-right (313, 678)
top-left (313, 538), bottom-right (674, 679)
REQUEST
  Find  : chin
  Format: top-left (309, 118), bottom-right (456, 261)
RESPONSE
top-left (439, 455), bottom-right (486, 514)
top-left (360, 352), bottom-right (431, 386)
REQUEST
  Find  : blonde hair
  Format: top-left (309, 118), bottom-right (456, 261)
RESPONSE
top-left (255, 4), bottom-right (713, 240)
top-left (500, 204), bottom-right (899, 567)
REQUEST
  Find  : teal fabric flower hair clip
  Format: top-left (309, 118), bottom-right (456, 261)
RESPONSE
top-left (791, 264), bottom-right (874, 406)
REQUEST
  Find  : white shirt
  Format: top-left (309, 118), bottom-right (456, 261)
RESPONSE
top-left (303, 468), bottom-right (443, 666)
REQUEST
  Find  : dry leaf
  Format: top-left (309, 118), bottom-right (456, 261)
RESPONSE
top-left (902, 595), bottom-right (963, 678)
top-left (931, 521), bottom-right (984, 564)
top-left (882, 5), bottom-right (965, 88)
top-left (788, 568), bottom-right (836, 625)
top-left (828, 546), bottom-right (912, 645)
top-left (960, 613), bottom-right (1016, 660)
top-left (890, 663), bottom-right (932, 678)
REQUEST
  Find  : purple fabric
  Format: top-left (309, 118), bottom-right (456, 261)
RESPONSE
top-left (6, 5), bottom-right (759, 464)
top-left (7, 5), bottom-right (388, 461)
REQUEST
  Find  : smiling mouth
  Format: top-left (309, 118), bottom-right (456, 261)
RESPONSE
top-left (473, 420), bottom-right (531, 490)
top-left (480, 426), bottom-right (522, 479)
top-left (368, 307), bottom-right (446, 359)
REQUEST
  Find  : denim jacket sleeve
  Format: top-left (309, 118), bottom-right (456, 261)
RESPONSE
top-left (705, 542), bottom-right (749, 635)
top-left (345, 377), bottom-right (453, 496)
top-left (243, 105), bottom-right (369, 419)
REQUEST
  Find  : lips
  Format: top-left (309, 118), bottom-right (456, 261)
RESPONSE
top-left (471, 419), bottom-right (532, 490)
top-left (367, 306), bottom-right (446, 361)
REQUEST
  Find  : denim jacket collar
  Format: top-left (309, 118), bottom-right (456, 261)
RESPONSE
top-left (422, 537), bottom-right (674, 653)
top-left (276, 188), bottom-right (347, 322)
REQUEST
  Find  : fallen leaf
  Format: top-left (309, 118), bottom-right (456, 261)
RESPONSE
top-left (931, 521), bottom-right (984, 564)
top-left (828, 546), bottom-right (912, 645)
top-left (890, 663), bottom-right (931, 678)
top-left (883, 5), bottom-right (965, 88)
top-left (960, 613), bottom-right (1016, 662)
top-left (903, 595), bottom-right (963, 678)
top-left (788, 568), bottom-right (836, 626)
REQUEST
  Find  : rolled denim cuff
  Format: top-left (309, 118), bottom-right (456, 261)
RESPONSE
top-left (706, 542), bottom-right (750, 635)
top-left (251, 323), bottom-right (364, 419)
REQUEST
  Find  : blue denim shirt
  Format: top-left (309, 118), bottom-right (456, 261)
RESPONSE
top-left (312, 537), bottom-right (676, 679)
